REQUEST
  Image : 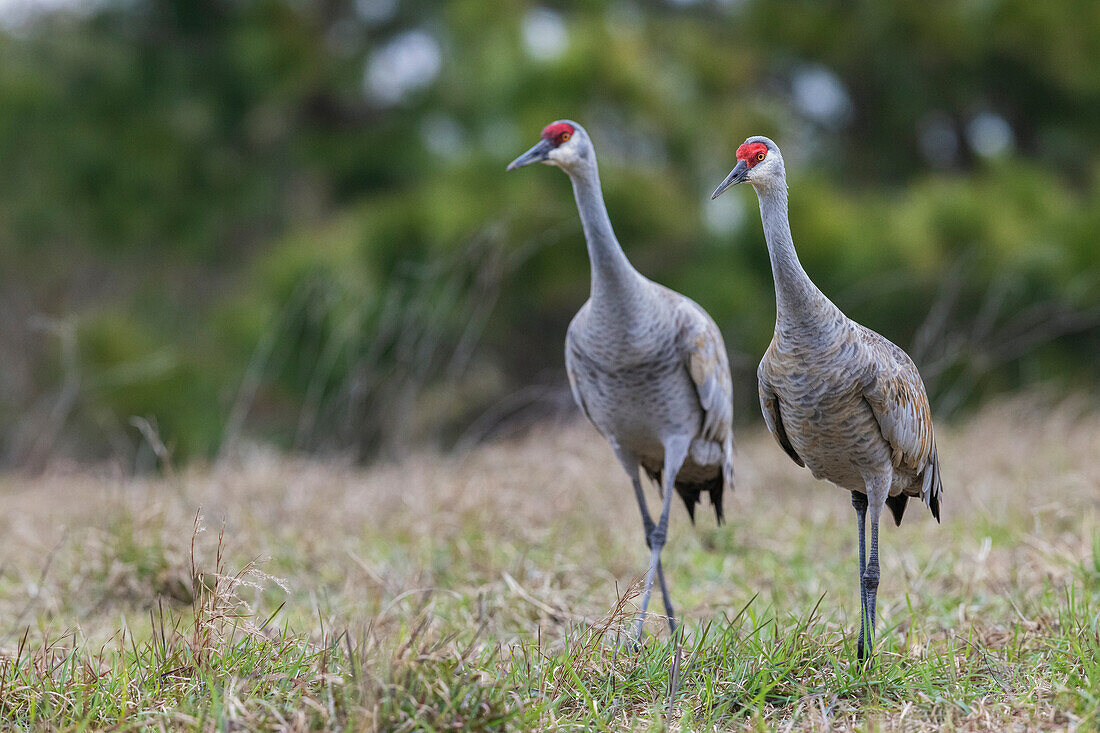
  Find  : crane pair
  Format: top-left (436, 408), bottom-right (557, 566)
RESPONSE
top-left (507, 121), bottom-right (943, 665)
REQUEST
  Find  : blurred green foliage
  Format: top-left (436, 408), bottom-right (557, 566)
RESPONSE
top-left (0, 0), bottom-right (1096, 467)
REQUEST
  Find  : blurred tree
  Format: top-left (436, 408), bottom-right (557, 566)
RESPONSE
top-left (0, 0), bottom-right (1096, 467)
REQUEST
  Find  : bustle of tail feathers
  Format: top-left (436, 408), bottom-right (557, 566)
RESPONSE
top-left (893, 448), bottom-right (944, 526)
top-left (926, 448), bottom-right (942, 523)
top-left (644, 468), bottom-right (725, 525)
top-left (885, 494), bottom-right (907, 526)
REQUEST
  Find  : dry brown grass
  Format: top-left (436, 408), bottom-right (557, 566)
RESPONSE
top-left (0, 393), bottom-right (1097, 730)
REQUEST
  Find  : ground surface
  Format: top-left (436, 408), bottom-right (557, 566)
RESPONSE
top-left (0, 395), bottom-right (1097, 731)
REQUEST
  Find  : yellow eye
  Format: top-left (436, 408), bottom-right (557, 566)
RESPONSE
top-left (561, 132), bottom-right (572, 142)
top-left (756, 151), bottom-right (766, 162)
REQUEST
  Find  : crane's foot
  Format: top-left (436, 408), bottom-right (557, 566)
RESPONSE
top-left (633, 620), bottom-right (646, 651)
top-left (855, 630), bottom-right (876, 668)
top-left (632, 614), bottom-right (648, 649)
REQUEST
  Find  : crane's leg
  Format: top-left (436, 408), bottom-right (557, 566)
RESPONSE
top-left (612, 445), bottom-right (677, 636)
top-left (859, 477), bottom-right (888, 666)
top-left (633, 477), bottom-right (678, 635)
top-left (851, 491), bottom-right (870, 662)
top-left (864, 503), bottom-right (883, 660)
top-left (633, 436), bottom-right (690, 644)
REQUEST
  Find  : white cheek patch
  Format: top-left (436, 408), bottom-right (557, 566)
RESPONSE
top-left (550, 145), bottom-right (579, 166)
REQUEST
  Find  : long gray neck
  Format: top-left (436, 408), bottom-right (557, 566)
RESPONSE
top-left (567, 162), bottom-right (643, 302)
top-left (756, 181), bottom-right (830, 326)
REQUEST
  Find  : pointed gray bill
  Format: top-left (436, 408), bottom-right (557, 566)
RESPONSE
top-left (506, 139), bottom-right (553, 171)
top-left (710, 160), bottom-right (749, 199)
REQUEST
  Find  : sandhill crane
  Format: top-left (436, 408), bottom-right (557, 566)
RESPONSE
top-left (508, 120), bottom-right (735, 642)
top-left (711, 136), bottom-right (943, 663)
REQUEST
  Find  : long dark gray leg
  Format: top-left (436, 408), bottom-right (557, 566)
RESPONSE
top-left (633, 436), bottom-right (690, 644)
top-left (860, 480), bottom-right (887, 665)
top-left (864, 503), bottom-right (882, 659)
top-left (851, 491), bottom-right (869, 662)
top-left (630, 474), bottom-right (678, 634)
top-left (613, 445), bottom-right (677, 635)
top-left (656, 562), bottom-right (676, 636)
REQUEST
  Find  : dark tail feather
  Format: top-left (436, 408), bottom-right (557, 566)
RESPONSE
top-left (708, 476), bottom-right (725, 525)
top-left (679, 487), bottom-right (697, 524)
top-left (885, 494), bottom-right (908, 527)
top-left (644, 469), bottom-right (725, 526)
top-left (927, 451), bottom-right (942, 523)
top-left (677, 476), bottom-right (725, 526)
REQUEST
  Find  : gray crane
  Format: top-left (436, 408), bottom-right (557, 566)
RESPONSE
top-left (711, 136), bottom-right (943, 663)
top-left (508, 120), bottom-right (735, 642)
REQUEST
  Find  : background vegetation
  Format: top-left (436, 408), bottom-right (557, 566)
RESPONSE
top-left (1, 4), bottom-right (1097, 729)
top-left (0, 0), bottom-right (1097, 467)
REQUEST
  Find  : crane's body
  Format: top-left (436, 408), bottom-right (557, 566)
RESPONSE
top-left (567, 286), bottom-right (733, 520)
top-left (509, 120), bottom-right (734, 640)
top-left (759, 306), bottom-right (942, 515)
top-left (713, 136), bottom-right (942, 663)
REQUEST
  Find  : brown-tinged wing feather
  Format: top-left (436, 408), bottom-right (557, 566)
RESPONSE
top-left (860, 329), bottom-right (943, 519)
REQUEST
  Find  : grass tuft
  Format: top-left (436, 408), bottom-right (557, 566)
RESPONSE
top-left (0, 394), bottom-right (1097, 730)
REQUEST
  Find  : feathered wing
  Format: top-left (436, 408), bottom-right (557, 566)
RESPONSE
top-left (860, 330), bottom-right (943, 522)
top-left (757, 356), bottom-right (804, 467)
top-left (651, 295), bottom-right (735, 524)
top-left (676, 299), bottom-right (733, 444)
top-left (564, 317), bottom-right (595, 427)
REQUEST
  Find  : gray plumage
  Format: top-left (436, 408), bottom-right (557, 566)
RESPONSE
top-left (566, 287), bottom-right (734, 523)
top-left (713, 135), bottom-right (943, 664)
top-left (509, 120), bottom-right (735, 640)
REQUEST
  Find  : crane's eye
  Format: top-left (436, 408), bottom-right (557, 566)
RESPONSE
top-left (560, 132), bottom-right (572, 143)
top-left (756, 151), bottom-right (766, 162)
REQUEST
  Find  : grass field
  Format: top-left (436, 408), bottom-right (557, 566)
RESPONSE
top-left (1, 394), bottom-right (1097, 731)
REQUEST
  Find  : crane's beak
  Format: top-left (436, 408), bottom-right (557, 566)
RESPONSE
top-left (506, 139), bottom-right (553, 171)
top-left (710, 160), bottom-right (749, 199)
